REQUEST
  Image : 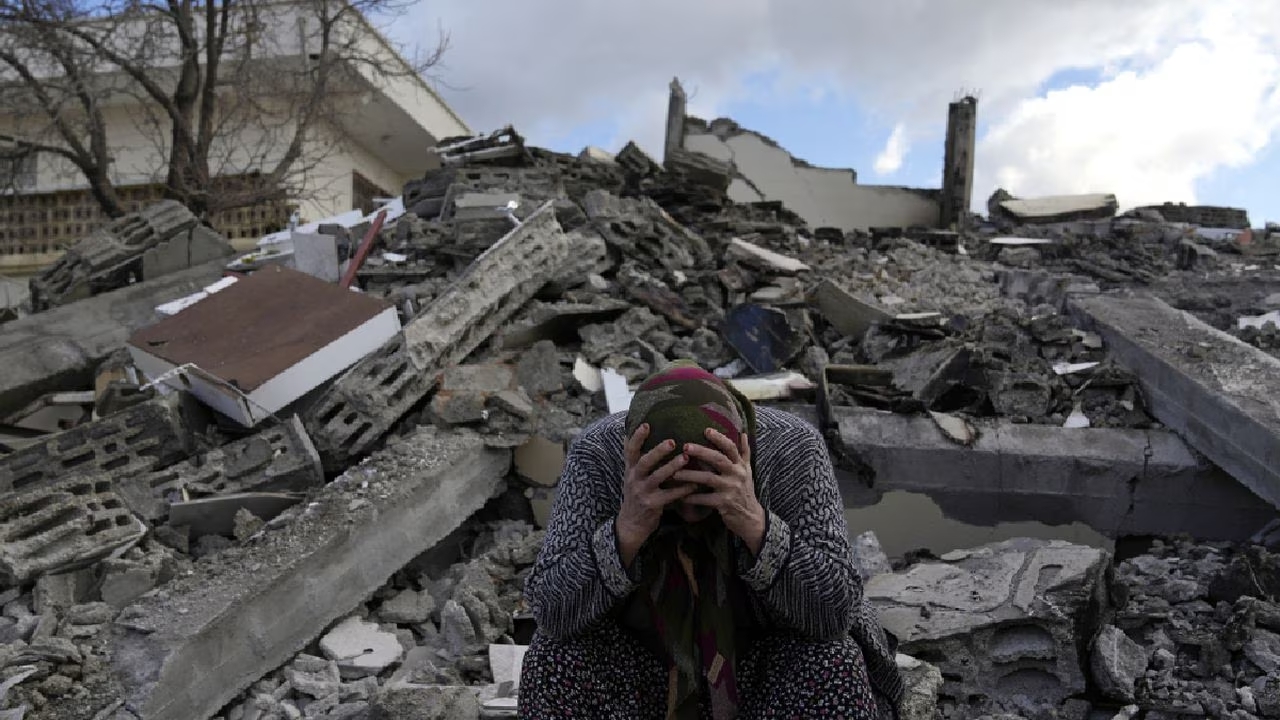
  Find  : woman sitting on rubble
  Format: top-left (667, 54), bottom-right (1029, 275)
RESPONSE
top-left (519, 360), bottom-right (904, 719)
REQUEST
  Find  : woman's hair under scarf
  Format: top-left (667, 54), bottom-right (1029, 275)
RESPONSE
top-left (621, 359), bottom-right (756, 720)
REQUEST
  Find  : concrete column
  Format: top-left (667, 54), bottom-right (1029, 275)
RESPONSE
top-left (664, 77), bottom-right (688, 165)
top-left (940, 96), bottom-right (977, 230)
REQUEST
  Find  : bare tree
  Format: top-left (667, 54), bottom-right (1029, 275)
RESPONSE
top-left (0, 0), bottom-right (449, 219)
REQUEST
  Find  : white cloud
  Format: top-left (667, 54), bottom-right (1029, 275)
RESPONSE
top-left (873, 123), bottom-right (908, 175)
top-left (975, 1), bottom-right (1280, 209)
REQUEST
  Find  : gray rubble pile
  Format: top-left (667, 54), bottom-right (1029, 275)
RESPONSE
top-left (1, 119), bottom-right (1279, 720)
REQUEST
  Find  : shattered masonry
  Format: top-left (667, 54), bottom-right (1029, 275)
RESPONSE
top-left (0, 75), bottom-right (1278, 720)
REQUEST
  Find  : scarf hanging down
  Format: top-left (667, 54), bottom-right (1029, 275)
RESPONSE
top-left (622, 360), bottom-right (758, 720)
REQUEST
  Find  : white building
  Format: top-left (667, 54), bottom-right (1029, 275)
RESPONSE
top-left (0, 1), bottom-right (469, 272)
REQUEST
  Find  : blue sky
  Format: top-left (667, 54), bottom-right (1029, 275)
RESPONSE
top-left (395, 0), bottom-right (1280, 226)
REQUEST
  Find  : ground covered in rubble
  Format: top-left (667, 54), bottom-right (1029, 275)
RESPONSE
top-left (4, 125), bottom-right (1280, 720)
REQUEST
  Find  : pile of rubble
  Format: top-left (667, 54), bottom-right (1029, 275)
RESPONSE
top-left (2, 117), bottom-right (1280, 720)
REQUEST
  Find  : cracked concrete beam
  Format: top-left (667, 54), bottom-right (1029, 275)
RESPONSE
top-left (834, 406), bottom-right (1273, 540)
top-left (0, 259), bottom-right (227, 414)
top-left (302, 202), bottom-right (573, 470)
top-left (1068, 293), bottom-right (1280, 510)
top-left (108, 427), bottom-right (510, 720)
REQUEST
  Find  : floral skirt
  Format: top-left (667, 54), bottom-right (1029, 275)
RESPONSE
top-left (518, 622), bottom-right (890, 719)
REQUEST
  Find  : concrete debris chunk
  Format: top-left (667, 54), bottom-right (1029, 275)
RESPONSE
top-left (107, 427), bottom-right (510, 720)
top-left (29, 200), bottom-right (231, 312)
top-left (380, 589), bottom-right (436, 625)
top-left (319, 616), bottom-right (405, 679)
top-left (868, 538), bottom-right (1109, 716)
top-left (1091, 625), bottom-right (1147, 702)
top-left (118, 414), bottom-right (323, 523)
top-left (809, 279), bottom-right (891, 340)
top-left (0, 476), bottom-right (146, 585)
top-left (304, 202), bottom-right (572, 471)
top-left (726, 237), bottom-right (811, 274)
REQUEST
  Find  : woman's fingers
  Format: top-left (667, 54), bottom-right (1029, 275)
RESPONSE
top-left (683, 441), bottom-right (735, 474)
top-left (645, 452), bottom-right (687, 489)
top-left (624, 424), bottom-right (649, 467)
top-left (670, 468), bottom-right (725, 489)
top-left (703, 428), bottom-right (742, 464)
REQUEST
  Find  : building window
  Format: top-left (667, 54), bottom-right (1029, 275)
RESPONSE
top-left (352, 171), bottom-right (389, 216)
top-left (0, 152), bottom-right (37, 190)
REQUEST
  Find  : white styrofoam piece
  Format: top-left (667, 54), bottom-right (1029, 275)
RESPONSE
top-left (602, 368), bottom-right (634, 413)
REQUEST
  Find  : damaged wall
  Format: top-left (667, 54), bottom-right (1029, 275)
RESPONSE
top-left (680, 121), bottom-right (941, 232)
top-left (666, 78), bottom-right (972, 233)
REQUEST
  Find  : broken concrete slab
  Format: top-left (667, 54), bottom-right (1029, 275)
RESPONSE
top-left (677, 108), bottom-right (942, 232)
top-left (303, 202), bottom-right (572, 471)
top-left (990, 191), bottom-right (1119, 224)
top-left (810, 279), bottom-right (891, 340)
top-left (725, 237), bottom-right (811, 274)
top-left (0, 394), bottom-right (193, 496)
top-left (867, 538), bottom-right (1108, 716)
top-left (834, 406), bottom-right (1276, 541)
top-left (107, 427), bottom-right (510, 720)
top-left (0, 259), bottom-right (227, 414)
top-left (0, 476), bottom-right (146, 585)
top-left (1068, 293), bottom-right (1280, 510)
top-left (117, 414), bottom-right (322, 523)
top-left (320, 616), bottom-right (404, 679)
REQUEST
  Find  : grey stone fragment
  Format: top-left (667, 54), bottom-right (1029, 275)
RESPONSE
top-left (851, 531), bottom-right (893, 582)
top-left (439, 600), bottom-right (478, 657)
top-left (896, 654), bottom-right (943, 720)
top-left (1248, 629), bottom-right (1280, 674)
top-left (380, 590), bottom-right (436, 626)
top-left (1091, 625), bottom-right (1146, 702)
top-left (370, 683), bottom-right (479, 720)
top-left (319, 616), bottom-right (404, 680)
top-left (66, 602), bottom-right (115, 626)
top-left (515, 341), bottom-right (563, 396)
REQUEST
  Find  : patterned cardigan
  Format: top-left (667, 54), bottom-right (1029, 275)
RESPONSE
top-left (524, 406), bottom-right (904, 708)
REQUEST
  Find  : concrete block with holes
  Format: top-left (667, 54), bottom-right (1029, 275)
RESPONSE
top-left (118, 415), bottom-right (323, 522)
top-left (0, 394), bottom-right (194, 496)
top-left (303, 201), bottom-right (573, 471)
top-left (0, 475), bottom-right (147, 584)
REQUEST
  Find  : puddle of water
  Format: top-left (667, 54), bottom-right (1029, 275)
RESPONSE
top-left (846, 490), bottom-right (1113, 559)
